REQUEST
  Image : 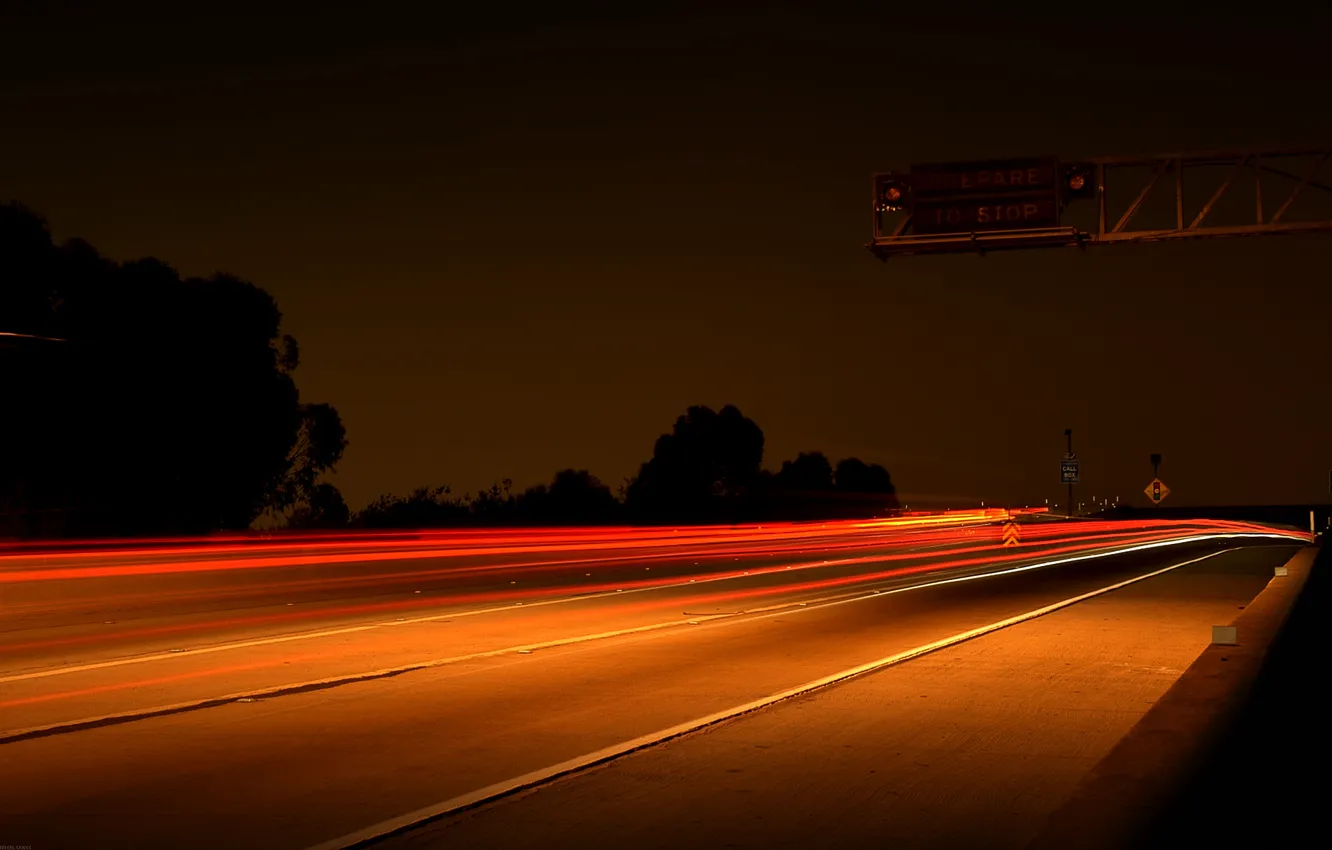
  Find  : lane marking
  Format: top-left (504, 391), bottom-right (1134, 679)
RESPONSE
top-left (3, 530), bottom-right (1264, 685)
top-left (0, 532), bottom-right (951, 618)
top-left (303, 547), bottom-right (1236, 850)
top-left (0, 612), bottom-right (727, 744)
top-left (0, 521), bottom-right (990, 583)
top-left (0, 533), bottom-right (1149, 683)
top-left (0, 534), bottom-right (1295, 745)
top-left (710, 533), bottom-right (1294, 622)
top-left (0, 553), bottom-right (856, 684)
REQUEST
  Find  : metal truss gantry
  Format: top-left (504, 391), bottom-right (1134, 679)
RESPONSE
top-left (868, 147), bottom-right (1332, 258)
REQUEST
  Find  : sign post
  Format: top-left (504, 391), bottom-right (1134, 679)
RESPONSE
top-left (1061, 428), bottom-right (1077, 517)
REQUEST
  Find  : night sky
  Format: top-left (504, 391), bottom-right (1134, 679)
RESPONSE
top-left (4, 2), bottom-right (1331, 512)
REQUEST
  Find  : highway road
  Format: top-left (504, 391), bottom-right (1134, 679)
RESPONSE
top-left (0, 513), bottom-right (1306, 849)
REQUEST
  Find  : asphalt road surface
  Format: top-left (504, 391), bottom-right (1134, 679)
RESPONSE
top-left (0, 514), bottom-right (1304, 850)
top-left (382, 545), bottom-right (1301, 850)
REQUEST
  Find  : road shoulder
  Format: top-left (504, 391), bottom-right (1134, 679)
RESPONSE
top-left (384, 546), bottom-right (1296, 850)
top-left (1027, 544), bottom-right (1318, 850)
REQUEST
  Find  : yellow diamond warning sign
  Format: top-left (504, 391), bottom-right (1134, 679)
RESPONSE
top-left (1145, 478), bottom-right (1170, 505)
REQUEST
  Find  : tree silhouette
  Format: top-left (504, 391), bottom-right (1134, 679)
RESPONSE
top-left (625, 404), bottom-right (764, 522)
top-left (356, 486), bottom-right (467, 528)
top-left (468, 479), bottom-right (517, 524)
top-left (1, 202), bottom-right (346, 537)
top-left (835, 457), bottom-right (899, 505)
top-left (774, 451), bottom-right (835, 491)
top-left (6, 201), bottom-right (906, 536)
top-left (342, 406), bottom-right (901, 529)
top-left (520, 469), bottom-right (619, 524)
top-left (261, 399), bottom-right (349, 527)
top-left (287, 482), bottom-right (351, 529)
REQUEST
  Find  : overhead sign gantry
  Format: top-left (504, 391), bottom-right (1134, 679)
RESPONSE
top-left (869, 147), bottom-right (1332, 258)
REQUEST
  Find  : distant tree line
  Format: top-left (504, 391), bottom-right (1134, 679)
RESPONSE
top-left (349, 405), bottom-right (898, 530)
top-left (2, 203), bottom-right (897, 536)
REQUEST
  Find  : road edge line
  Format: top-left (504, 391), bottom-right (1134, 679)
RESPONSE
top-left (303, 549), bottom-right (1229, 850)
top-left (0, 614), bottom-right (725, 745)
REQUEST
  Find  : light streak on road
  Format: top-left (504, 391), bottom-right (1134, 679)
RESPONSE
top-left (0, 510), bottom-right (1287, 582)
top-left (0, 523), bottom-right (1228, 658)
top-left (0, 510), bottom-right (1307, 757)
top-left (0, 510), bottom-right (1009, 580)
top-left (0, 514), bottom-right (1304, 639)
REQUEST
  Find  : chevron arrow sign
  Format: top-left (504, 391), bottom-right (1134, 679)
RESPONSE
top-left (1002, 520), bottom-right (1020, 547)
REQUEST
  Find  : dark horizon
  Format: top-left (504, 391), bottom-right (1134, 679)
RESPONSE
top-left (4, 2), bottom-right (1331, 515)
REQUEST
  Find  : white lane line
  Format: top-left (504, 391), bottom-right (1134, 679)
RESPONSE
top-left (0, 568), bottom-right (975, 744)
top-left (302, 548), bottom-right (1246, 847)
top-left (303, 548), bottom-right (1234, 850)
top-left (3, 530), bottom-right (1270, 685)
top-left (0, 549), bottom-right (872, 684)
top-left (0, 533), bottom-right (1293, 745)
top-left (0, 535), bottom-right (1289, 698)
top-left (0, 612), bottom-right (730, 743)
top-left (0, 531), bottom-right (1121, 683)
top-left (705, 532), bottom-right (1293, 620)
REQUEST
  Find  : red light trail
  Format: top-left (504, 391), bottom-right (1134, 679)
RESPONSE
top-left (0, 511), bottom-right (1305, 751)
top-left (1, 512), bottom-right (1301, 656)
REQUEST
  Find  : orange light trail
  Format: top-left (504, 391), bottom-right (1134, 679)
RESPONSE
top-left (0, 514), bottom-right (1303, 660)
top-left (0, 513), bottom-right (1306, 720)
top-left (0, 511), bottom-right (1006, 583)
